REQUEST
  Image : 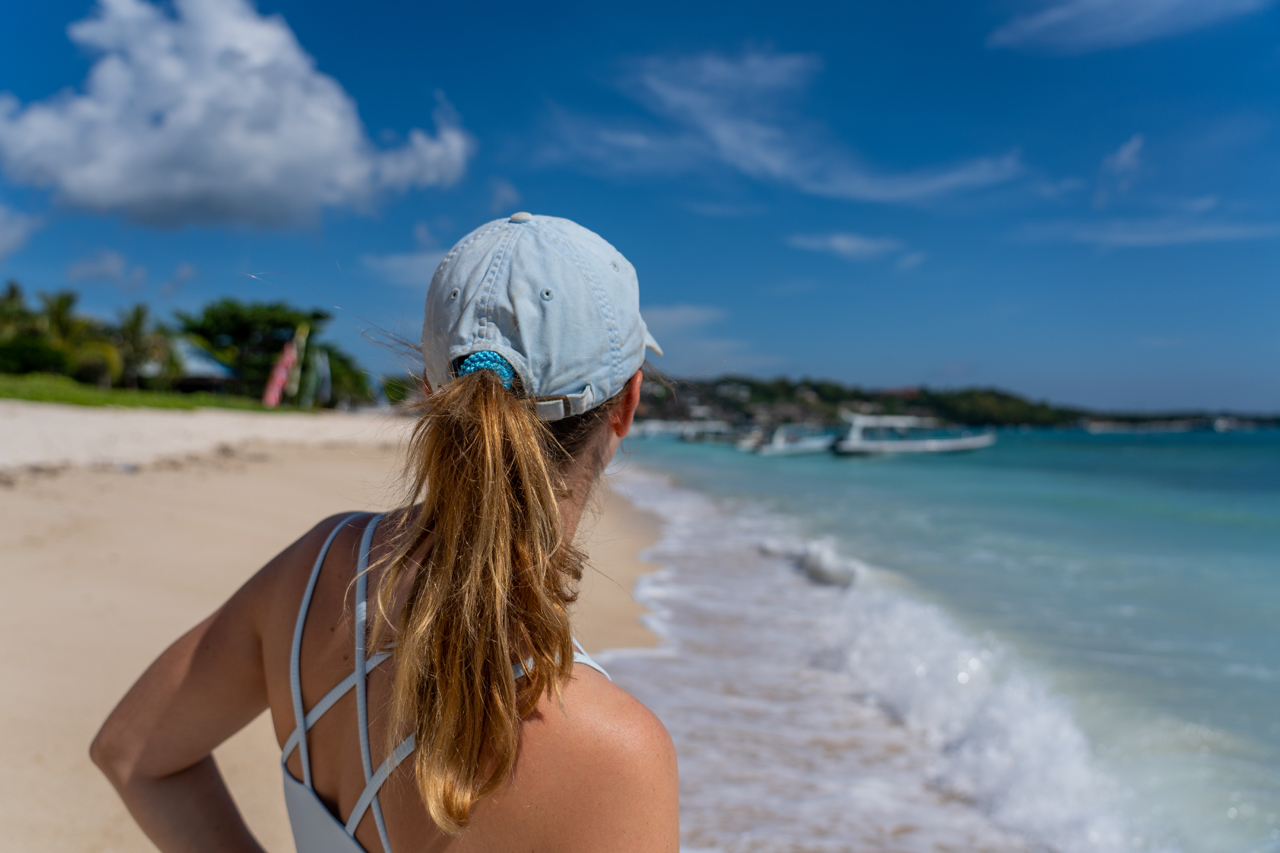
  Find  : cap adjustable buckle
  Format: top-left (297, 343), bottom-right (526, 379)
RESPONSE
top-left (533, 386), bottom-right (594, 422)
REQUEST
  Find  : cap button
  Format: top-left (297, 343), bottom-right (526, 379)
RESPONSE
top-left (509, 211), bottom-right (533, 223)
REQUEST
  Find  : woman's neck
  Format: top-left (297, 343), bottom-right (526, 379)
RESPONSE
top-left (556, 462), bottom-right (597, 545)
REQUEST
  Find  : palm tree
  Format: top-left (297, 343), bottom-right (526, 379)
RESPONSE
top-left (38, 291), bottom-right (121, 387)
top-left (112, 304), bottom-right (170, 388)
top-left (0, 281), bottom-right (38, 338)
top-left (38, 291), bottom-right (88, 347)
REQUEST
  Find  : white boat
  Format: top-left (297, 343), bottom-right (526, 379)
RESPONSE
top-left (833, 413), bottom-right (996, 455)
top-left (755, 424), bottom-right (837, 456)
top-left (735, 426), bottom-right (766, 451)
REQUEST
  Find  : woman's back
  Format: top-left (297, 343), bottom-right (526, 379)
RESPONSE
top-left (260, 512), bottom-right (676, 853)
top-left (92, 213), bottom-right (677, 852)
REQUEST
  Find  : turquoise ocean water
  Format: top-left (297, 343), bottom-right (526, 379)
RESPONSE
top-left (603, 429), bottom-right (1280, 853)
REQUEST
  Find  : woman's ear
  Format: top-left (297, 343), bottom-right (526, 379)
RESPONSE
top-left (610, 370), bottom-right (643, 438)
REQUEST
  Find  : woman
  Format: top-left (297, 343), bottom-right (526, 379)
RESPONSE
top-left (91, 213), bottom-right (680, 853)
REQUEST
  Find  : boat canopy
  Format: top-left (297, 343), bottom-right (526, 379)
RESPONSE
top-left (838, 411), bottom-right (938, 429)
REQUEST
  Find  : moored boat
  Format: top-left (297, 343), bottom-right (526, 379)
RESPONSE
top-left (833, 413), bottom-right (996, 455)
top-left (755, 424), bottom-right (838, 456)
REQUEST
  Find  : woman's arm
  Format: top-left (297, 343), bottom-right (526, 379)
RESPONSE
top-left (89, 522), bottom-right (315, 853)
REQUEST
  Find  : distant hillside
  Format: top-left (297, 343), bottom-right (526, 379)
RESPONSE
top-left (636, 375), bottom-right (1275, 428)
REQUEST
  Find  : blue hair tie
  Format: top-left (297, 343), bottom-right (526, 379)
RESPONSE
top-left (456, 351), bottom-right (516, 388)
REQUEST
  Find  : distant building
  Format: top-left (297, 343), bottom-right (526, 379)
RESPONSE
top-left (138, 337), bottom-right (236, 392)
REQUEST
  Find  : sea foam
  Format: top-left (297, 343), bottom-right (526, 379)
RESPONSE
top-left (598, 466), bottom-right (1155, 853)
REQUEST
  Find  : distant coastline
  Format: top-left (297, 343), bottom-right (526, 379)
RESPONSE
top-left (636, 375), bottom-right (1280, 431)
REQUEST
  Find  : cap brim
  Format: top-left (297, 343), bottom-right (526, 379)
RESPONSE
top-left (643, 329), bottom-right (664, 357)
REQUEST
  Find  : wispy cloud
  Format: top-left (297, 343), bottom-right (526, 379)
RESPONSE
top-left (66, 249), bottom-right (147, 289)
top-left (640, 303), bottom-right (776, 375)
top-left (642, 304), bottom-right (726, 332)
top-left (1103, 134), bottom-right (1144, 177)
top-left (364, 224), bottom-right (447, 288)
top-left (989, 0), bottom-right (1276, 54)
top-left (1024, 217), bottom-right (1280, 247)
top-left (896, 251), bottom-right (927, 270)
top-left (363, 250), bottom-right (446, 288)
top-left (1095, 133), bottom-right (1144, 206)
top-left (160, 262), bottom-right (196, 296)
top-left (546, 51), bottom-right (1022, 204)
top-left (788, 232), bottom-right (904, 260)
top-left (0, 203), bottom-right (37, 261)
top-left (489, 178), bottom-right (521, 214)
top-left (0, 0), bottom-right (473, 227)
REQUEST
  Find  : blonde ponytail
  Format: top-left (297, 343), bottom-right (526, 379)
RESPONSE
top-left (370, 369), bottom-right (622, 834)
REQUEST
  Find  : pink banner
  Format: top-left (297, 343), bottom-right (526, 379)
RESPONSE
top-left (261, 340), bottom-right (297, 409)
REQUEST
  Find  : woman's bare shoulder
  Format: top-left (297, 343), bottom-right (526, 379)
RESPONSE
top-left (235, 511), bottom-right (372, 640)
top-left (558, 667), bottom-right (675, 760)
top-left (507, 668), bottom-right (679, 852)
top-left (254, 511), bottom-right (371, 589)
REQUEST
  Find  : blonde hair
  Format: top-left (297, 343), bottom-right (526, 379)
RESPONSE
top-left (369, 369), bottom-right (624, 834)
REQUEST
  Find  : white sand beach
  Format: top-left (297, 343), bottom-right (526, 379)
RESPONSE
top-left (0, 400), bottom-right (661, 853)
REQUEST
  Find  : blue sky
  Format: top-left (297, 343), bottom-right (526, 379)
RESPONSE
top-left (1, 0), bottom-right (1277, 411)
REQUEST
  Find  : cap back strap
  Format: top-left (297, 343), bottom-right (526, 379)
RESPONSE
top-left (534, 386), bottom-right (595, 422)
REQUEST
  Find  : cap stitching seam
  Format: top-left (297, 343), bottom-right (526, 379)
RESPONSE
top-left (533, 224), bottom-right (623, 390)
top-left (475, 226), bottom-right (520, 347)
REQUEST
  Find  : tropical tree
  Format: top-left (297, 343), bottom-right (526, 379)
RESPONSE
top-left (1, 281), bottom-right (37, 337)
top-left (320, 344), bottom-right (373, 408)
top-left (38, 290), bottom-right (121, 387)
top-left (111, 304), bottom-right (171, 388)
top-left (0, 282), bottom-right (68, 375)
top-left (177, 299), bottom-right (367, 403)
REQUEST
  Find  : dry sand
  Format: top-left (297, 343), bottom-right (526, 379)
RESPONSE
top-left (0, 401), bottom-right (662, 853)
top-left (0, 399), bottom-right (404, 472)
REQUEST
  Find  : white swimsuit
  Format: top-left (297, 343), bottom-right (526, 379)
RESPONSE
top-left (281, 512), bottom-right (610, 853)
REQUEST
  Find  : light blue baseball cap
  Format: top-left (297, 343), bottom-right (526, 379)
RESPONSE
top-left (422, 212), bottom-right (662, 421)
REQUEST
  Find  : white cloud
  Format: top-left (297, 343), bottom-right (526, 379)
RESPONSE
top-left (1025, 217), bottom-right (1280, 247)
top-left (547, 51), bottom-right (1022, 204)
top-left (0, 203), bottom-right (38, 260)
top-left (1103, 134), bottom-right (1144, 176)
top-left (896, 251), bottom-right (927, 270)
top-left (489, 178), bottom-right (522, 214)
top-left (66, 248), bottom-right (147, 288)
top-left (1095, 133), bottom-right (1144, 205)
top-left (788, 232), bottom-right (904, 260)
top-left (1178, 195), bottom-right (1219, 213)
top-left (641, 304), bottom-right (726, 333)
top-left (412, 221), bottom-right (436, 248)
top-left (363, 250), bottom-right (446, 288)
top-left (0, 0), bottom-right (473, 227)
top-left (989, 0), bottom-right (1276, 53)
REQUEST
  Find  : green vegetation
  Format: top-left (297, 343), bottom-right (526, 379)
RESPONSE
top-left (0, 281), bottom-right (372, 410)
top-left (176, 299), bottom-right (370, 403)
top-left (381, 374), bottom-right (417, 405)
top-left (917, 388), bottom-right (1083, 427)
top-left (0, 373), bottom-right (266, 410)
top-left (640, 375), bottom-right (1086, 427)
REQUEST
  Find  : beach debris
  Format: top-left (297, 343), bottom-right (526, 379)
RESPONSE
top-left (759, 537), bottom-right (861, 587)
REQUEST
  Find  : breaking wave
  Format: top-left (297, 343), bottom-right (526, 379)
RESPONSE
top-left (596, 467), bottom-right (1160, 853)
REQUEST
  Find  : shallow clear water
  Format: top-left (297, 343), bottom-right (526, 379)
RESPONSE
top-left (600, 429), bottom-right (1280, 853)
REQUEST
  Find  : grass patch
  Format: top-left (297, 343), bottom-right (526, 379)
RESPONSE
top-left (0, 373), bottom-right (272, 411)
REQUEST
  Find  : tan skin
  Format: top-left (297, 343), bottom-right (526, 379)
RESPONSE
top-left (91, 371), bottom-right (679, 853)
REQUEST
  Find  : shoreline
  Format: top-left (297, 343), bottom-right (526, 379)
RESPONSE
top-left (0, 403), bottom-right (665, 852)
